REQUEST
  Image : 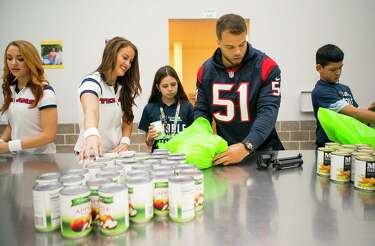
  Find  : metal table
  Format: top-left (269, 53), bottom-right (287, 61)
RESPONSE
top-left (0, 150), bottom-right (374, 246)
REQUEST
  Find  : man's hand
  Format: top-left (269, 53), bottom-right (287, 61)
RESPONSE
top-left (0, 142), bottom-right (9, 153)
top-left (213, 143), bottom-right (250, 166)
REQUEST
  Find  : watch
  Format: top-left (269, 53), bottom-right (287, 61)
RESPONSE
top-left (243, 142), bottom-right (254, 152)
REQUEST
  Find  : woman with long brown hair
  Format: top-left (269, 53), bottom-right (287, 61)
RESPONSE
top-left (0, 40), bottom-right (57, 153)
top-left (75, 36), bottom-right (141, 159)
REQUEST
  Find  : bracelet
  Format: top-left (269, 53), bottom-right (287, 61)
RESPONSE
top-left (8, 140), bottom-right (22, 152)
top-left (84, 127), bottom-right (100, 139)
top-left (120, 136), bottom-right (131, 145)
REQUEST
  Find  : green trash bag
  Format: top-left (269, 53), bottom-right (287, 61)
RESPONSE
top-left (317, 107), bottom-right (375, 147)
top-left (158, 117), bottom-right (228, 169)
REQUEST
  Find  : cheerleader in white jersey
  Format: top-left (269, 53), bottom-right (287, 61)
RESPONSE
top-left (0, 40), bottom-right (57, 153)
top-left (75, 37), bottom-right (141, 159)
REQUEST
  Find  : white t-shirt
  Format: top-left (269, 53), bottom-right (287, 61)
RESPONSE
top-left (74, 72), bottom-right (123, 153)
top-left (7, 82), bottom-right (57, 153)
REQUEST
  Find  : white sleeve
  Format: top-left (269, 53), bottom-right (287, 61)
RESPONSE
top-left (39, 86), bottom-right (57, 110)
top-left (79, 77), bottom-right (102, 98)
top-left (328, 98), bottom-right (349, 112)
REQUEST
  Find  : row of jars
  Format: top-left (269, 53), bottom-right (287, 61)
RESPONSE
top-left (33, 149), bottom-right (204, 238)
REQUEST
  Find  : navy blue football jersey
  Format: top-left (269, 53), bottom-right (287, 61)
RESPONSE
top-left (139, 100), bottom-right (194, 149)
top-left (312, 79), bottom-right (358, 146)
top-left (194, 44), bottom-right (283, 150)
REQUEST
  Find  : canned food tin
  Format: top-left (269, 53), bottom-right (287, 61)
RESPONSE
top-left (150, 154), bottom-right (168, 160)
top-left (168, 175), bottom-right (195, 222)
top-left (101, 165), bottom-right (125, 183)
top-left (175, 164), bottom-right (198, 174)
top-left (341, 144), bottom-right (357, 150)
top-left (61, 175), bottom-right (84, 187)
top-left (325, 142), bottom-right (340, 148)
top-left (59, 186), bottom-right (92, 238)
top-left (126, 170), bottom-right (151, 179)
top-left (153, 166), bottom-right (174, 173)
top-left (96, 171), bottom-right (121, 183)
top-left (93, 157), bottom-right (115, 167)
top-left (351, 152), bottom-right (368, 183)
top-left (127, 176), bottom-right (154, 223)
top-left (86, 178), bottom-right (112, 225)
top-left (131, 164), bottom-right (153, 173)
top-left (354, 156), bottom-right (375, 191)
top-left (358, 149), bottom-right (375, 155)
top-left (355, 144), bottom-right (369, 148)
top-left (153, 148), bottom-right (170, 155)
top-left (330, 151), bottom-right (351, 183)
top-left (317, 147), bottom-right (334, 176)
top-left (153, 172), bottom-right (171, 216)
top-left (103, 152), bottom-right (118, 159)
top-left (179, 170), bottom-right (204, 212)
top-left (168, 154), bottom-right (186, 162)
top-left (33, 182), bottom-right (63, 232)
top-left (134, 152), bottom-right (151, 161)
top-left (64, 169), bottom-right (90, 183)
top-left (85, 163), bottom-right (106, 180)
top-left (36, 172), bottom-right (61, 185)
top-left (160, 160), bottom-right (178, 167)
top-left (142, 159), bottom-right (161, 166)
top-left (117, 160), bottom-right (139, 176)
top-left (337, 148), bottom-right (355, 154)
top-left (118, 150), bottom-right (136, 158)
top-left (99, 183), bottom-right (129, 235)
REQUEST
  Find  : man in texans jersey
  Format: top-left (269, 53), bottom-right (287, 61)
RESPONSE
top-left (194, 13), bottom-right (284, 165)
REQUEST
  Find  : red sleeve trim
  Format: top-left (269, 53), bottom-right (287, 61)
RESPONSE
top-left (197, 64), bottom-right (204, 84)
top-left (261, 57), bottom-right (277, 82)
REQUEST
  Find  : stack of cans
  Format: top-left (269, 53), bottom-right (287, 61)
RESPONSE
top-left (316, 143), bottom-right (375, 191)
top-left (33, 149), bottom-right (205, 238)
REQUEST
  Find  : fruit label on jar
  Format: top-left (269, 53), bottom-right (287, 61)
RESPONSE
top-left (99, 184), bottom-right (129, 235)
top-left (153, 177), bottom-right (169, 216)
top-left (169, 176), bottom-right (195, 222)
top-left (193, 173), bottom-right (204, 211)
top-left (60, 187), bottom-right (92, 238)
top-left (33, 183), bottom-right (62, 232)
top-left (128, 180), bottom-right (153, 223)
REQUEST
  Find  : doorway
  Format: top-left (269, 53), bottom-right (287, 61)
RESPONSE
top-left (168, 19), bottom-right (249, 105)
top-left (169, 19), bottom-right (217, 104)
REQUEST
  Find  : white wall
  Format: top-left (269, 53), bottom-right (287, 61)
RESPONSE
top-left (0, 0), bottom-right (374, 123)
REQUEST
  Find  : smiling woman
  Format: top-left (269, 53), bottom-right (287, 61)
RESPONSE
top-left (74, 37), bottom-right (141, 160)
top-left (0, 40), bottom-right (57, 153)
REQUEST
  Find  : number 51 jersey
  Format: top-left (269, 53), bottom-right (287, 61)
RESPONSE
top-left (194, 43), bottom-right (283, 151)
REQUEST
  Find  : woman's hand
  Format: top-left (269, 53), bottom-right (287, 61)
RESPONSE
top-left (146, 125), bottom-right (158, 146)
top-left (79, 135), bottom-right (102, 160)
top-left (111, 143), bottom-right (129, 153)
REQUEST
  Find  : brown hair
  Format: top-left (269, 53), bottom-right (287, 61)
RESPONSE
top-left (1, 40), bottom-right (45, 113)
top-left (216, 14), bottom-right (247, 40)
top-left (148, 65), bottom-right (188, 104)
top-left (97, 36), bottom-right (141, 124)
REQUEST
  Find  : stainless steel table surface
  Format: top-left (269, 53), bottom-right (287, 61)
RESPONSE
top-left (0, 150), bottom-right (374, 246)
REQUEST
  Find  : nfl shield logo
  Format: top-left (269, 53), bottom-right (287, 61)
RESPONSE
top-left (228, 71), bottom-right (234, 78)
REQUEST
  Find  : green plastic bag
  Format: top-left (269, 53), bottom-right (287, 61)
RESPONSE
top-left (158, 117), bottom-right (228, 169)
top-left (318, 108), bottom-right (375, 147)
